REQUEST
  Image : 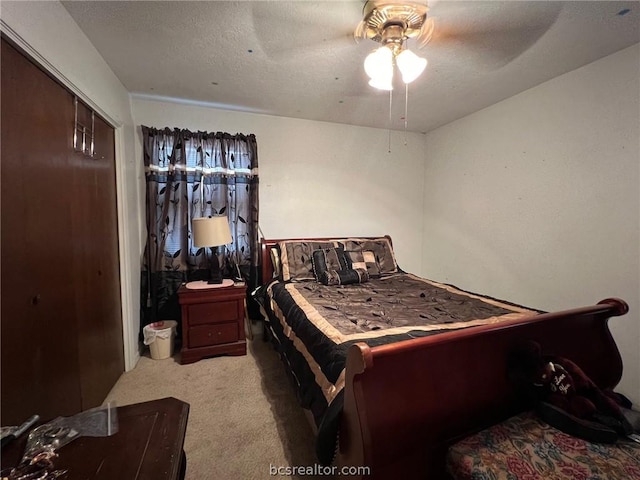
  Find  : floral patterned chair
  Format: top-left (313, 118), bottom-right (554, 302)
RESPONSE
top-left (446, 411), bottom-right (640, 480)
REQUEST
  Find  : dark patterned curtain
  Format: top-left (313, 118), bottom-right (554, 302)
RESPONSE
top-left (140, 126), bottom-right (260, 336)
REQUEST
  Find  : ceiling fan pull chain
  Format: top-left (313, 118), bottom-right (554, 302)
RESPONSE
top-left (404, 83), bottom-right (409, 146)
top-left (388, 88), bottom-right (393, 153)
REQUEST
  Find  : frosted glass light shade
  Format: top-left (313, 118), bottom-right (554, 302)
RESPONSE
top-left (396, 48), bottom-right (427, 84)
top-left (368, 76), bottom-right (393, 91)
top-left (192, 215), bottom-right (232, 247)
top-left (364, 47), bottom-right (394, 82)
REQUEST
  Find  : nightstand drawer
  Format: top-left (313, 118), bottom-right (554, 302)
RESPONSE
top-left (188, 300), bottom-right (239, 325)
top-left (178, 284), bottom-right (247, 363)
top-left (189, 322), bottom-right (238, 348)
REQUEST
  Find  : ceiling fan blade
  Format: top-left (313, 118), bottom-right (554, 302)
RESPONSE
top-left (424, 1), bottom-right (563, 69)
top-left (416, 17), bottom-right (436, 48)
top-left (354, 18), bottom-right (367, 42)
top-left (251, 1), bottom-right (362, 61)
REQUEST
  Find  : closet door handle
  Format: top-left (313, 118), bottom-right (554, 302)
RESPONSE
top-left (30, 294), bottom-right (41, 306)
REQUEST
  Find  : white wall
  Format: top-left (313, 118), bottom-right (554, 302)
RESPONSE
top-left (131, 97), bottom-right (427, 270)
top-left (423, 44), bottom-right (640, 404)
top-left (1, 1), bottom-right (142, 371)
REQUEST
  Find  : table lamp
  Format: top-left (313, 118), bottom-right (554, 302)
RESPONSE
top-left (192, 215), bottom-right (232, 284)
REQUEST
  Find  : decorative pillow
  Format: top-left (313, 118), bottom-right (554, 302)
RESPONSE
top-left (339, 237), bottom-right (398, 275)
top-left (278, 240), bottom-right (336, 281)
top-left (311, 247), bottom-right (349, 282)
top-left (320, 268), bottom-right (369, 286)
top-left (345, 250), bottom-right (381, 278)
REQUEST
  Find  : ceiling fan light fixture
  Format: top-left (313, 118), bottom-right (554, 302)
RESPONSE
top-left (396, 48), bottom-right (427, 83)
top-left (364, 46), bottom-right (394, 81)
top-left (356, 1), bottom-right (432, 135)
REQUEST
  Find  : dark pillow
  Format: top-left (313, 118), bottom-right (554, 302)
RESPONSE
top-left (278, 240), bottom-right (336, 281)
top-left (311, 247), bottom-right (349, 282)
top-left (320, 268), bottom-right (369, 286)
top-left (345, 250), bottom-right (381, 278)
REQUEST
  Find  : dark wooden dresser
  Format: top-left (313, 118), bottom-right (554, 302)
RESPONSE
top-left (1, 397), bottom-right (189, 480)
top-left (178, 283), bottom-right (247, 364)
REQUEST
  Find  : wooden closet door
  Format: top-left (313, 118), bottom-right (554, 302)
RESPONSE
top-left (1, 38), bottom-right (82, 423)
top-left (72, 106), bottom-right (125, 409)
top-left (1, 38), bottom-right (125, 424)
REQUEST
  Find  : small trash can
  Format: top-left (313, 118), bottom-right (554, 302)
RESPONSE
top-left (143, 320), bottom-right (178, 360)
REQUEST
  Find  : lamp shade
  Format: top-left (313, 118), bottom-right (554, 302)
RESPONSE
top-left (192, 216), bottom-right (232, 248)
top-left (396, 48), bottom-right (427, 84)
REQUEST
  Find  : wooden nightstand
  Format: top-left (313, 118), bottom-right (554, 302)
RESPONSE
top-left (178, 282), bottom-right (247, 364)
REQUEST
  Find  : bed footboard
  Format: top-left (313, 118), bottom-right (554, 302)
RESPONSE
top-left (338, 298), bottom-right (628, 479)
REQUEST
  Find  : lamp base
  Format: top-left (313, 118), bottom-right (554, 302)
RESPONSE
top-left (208, 248), bottom-right (223, 284)
top-left (207, 272), bottom-right (223, 284)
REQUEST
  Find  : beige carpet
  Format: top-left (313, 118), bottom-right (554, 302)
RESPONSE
top-left (104, 333), bottom-right (324, 479)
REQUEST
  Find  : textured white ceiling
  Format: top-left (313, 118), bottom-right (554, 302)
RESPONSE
top-left (62, 1), bottom-right (640, 133)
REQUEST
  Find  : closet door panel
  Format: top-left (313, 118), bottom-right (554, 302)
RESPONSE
top-left (92, 116), bottom-right (125, 393)
top-left (1, 39), bottom-right (82, 424)
top-left (73, 111), bottom-right (124, 409)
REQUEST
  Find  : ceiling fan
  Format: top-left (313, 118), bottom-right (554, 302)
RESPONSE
top-left (250, 1), bottom-right (562, 71)
top-left (354, 1), bottom-right (435, 89)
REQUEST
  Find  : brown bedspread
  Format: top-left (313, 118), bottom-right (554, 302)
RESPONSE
top-left (275, 273), bottom-right (536, 341)
top-left (263, 273), bottom-right (538, 406)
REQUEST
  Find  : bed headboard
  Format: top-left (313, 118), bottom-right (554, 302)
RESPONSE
top-left (260, 236), bottom-right (393, 283)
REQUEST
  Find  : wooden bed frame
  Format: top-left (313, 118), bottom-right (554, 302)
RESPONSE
top-left (259, 237), bottom-right (628, 479)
